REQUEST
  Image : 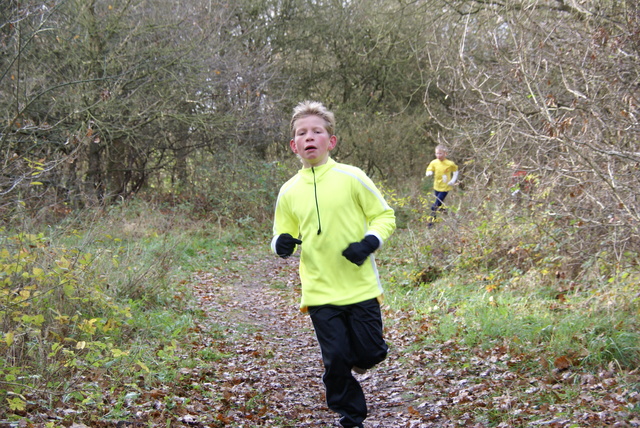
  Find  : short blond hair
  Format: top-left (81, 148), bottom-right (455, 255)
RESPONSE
top-left (290, 100), bottom-right (335, 138)
top-left (435, 144), bottom-right (448, 153)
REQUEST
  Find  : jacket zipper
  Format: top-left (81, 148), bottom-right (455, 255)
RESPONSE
top-left (312, 167), bottom-right (322, 235)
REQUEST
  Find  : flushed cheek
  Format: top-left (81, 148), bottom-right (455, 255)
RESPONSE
top-left (292, 141), bottom-right (304, 154)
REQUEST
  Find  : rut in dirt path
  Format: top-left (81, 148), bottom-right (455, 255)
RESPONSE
top-left (191, 251), bottom-right (436, 427)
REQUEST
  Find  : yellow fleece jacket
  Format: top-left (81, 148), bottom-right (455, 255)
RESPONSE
top-left (271, 158), bottom-right (396, 310)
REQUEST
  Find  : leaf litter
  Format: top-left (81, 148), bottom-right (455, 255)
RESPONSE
top-left (9, 249), bottom-right (639, 427)
top-left (173, 250), bottom-right (639, 427)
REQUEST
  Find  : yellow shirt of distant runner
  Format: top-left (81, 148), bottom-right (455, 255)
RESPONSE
top-left (426, 158), bottom-right (458, 192)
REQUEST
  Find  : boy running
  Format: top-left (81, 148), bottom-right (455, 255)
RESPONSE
top-left (271, 101), bottom-right (396, 428)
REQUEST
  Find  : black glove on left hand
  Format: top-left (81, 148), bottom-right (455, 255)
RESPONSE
top-left (342, 235), bottom-right (380, 266)
top-left (275, 233), bottom-right (302, 258)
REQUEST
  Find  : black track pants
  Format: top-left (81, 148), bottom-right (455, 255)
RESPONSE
top-left (430, 191), bottom-right (448, 215)
top-left (308, 298), bottom-right (388, 428)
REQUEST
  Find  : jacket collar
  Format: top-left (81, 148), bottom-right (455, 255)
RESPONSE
top-left (299, 158), bottom-right (336, 179)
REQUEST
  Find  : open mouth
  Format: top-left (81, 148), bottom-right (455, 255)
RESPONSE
top-left (304, 145), bottom-right (317, 152)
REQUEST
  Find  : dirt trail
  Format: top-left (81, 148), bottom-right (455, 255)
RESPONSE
top-left (185, 250), bottom-right (637, 428)
top-left (191, 251), bottom-right (434, 427)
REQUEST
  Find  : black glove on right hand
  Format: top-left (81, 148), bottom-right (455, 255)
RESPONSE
top-left (342, 235), bottom-right (380, 266)
top-left (275, 233), bottom-right (302, 258)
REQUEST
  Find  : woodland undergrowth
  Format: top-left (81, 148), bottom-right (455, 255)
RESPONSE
top-left (1, 194), bottom-right (638, 426)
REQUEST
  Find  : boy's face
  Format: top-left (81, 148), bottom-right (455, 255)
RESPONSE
top-left (435, 149), bottom-right (447, 161)
top-left (290, 115), bottom-right (337, 168)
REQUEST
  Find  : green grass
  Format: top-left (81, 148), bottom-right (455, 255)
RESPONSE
top-left (381, 226), bottom-right (640, 371)
top-left (0, 201), bottom-right (244, 420)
